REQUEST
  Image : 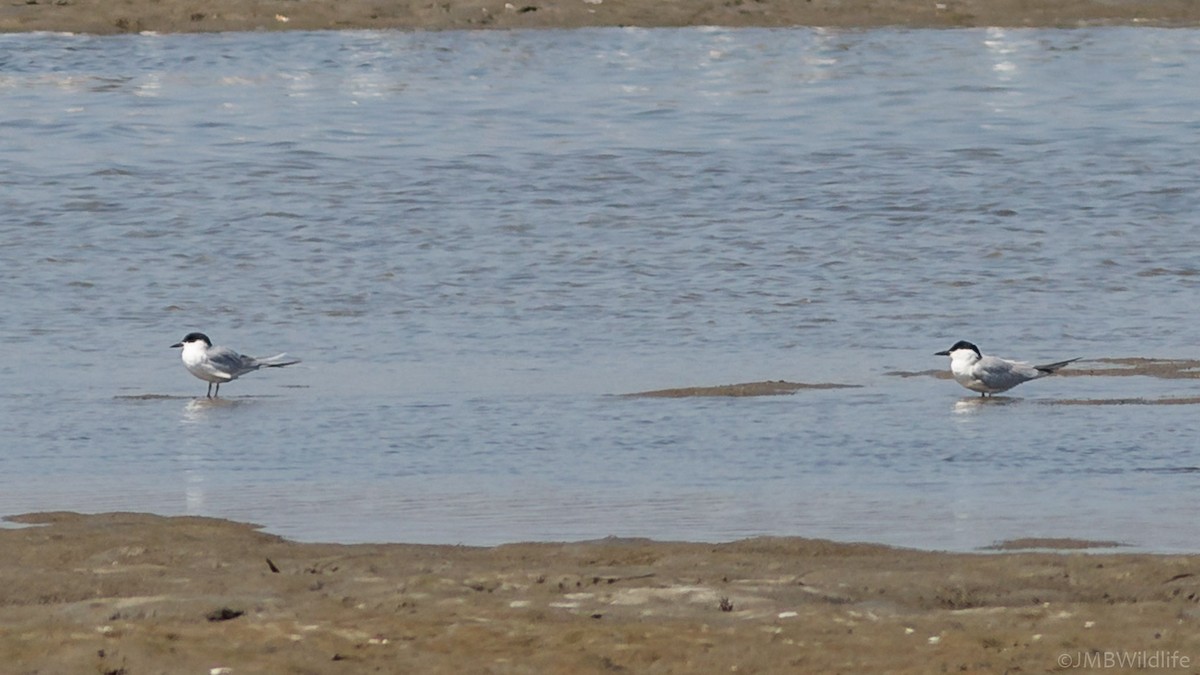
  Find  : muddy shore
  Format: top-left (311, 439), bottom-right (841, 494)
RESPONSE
top-left (4, 512), bottom-right (1200, 674)
top-left (4, 362), bottom-right (1198, 672)
top-left (2, 0), bottom-right (1200, 34)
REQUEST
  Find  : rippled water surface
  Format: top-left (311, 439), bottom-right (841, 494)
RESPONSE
top-left (2, 27), bottom-right (1199, 550)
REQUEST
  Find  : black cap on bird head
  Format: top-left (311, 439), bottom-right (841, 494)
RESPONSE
top-left (935, 340), bottom-right (981, 358)
top-left (171, 332), bottom-right (212, 348)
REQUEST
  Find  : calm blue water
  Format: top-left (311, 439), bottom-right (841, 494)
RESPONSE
top-left (2, 27), bottom-right (1200, 550)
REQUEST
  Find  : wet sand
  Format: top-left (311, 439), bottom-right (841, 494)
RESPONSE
top-left (624, 380), bottom-right (860, 398)
top-left (4, 512), bottom-right (1200, 674)
top-left (2, 0), bottom-right (1200, 34)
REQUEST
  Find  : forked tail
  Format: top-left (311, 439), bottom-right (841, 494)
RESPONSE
top-left (255, 353), bottom-right (301, 368)
top-left (1034, 357), bottom-right (1080, 375)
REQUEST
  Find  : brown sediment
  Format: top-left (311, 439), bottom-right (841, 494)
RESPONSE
top-left (982, 538), bottom-right (1128, 551)
top-left (1, 0), bottom-right (1199, 35)
top-left (1043, 396), bottom-right (1200, 406)
top-left (623, 380), bottom-right (860, 397)
top-left (3, 512), bottom-right (1200, 673)
top-left (1079, 357), bottom-right (1200, 379)
top-left (891, 368), bottom-right (956, 379)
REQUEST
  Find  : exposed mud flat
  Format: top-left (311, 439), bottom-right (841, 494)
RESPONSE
top-left (623, 380), bottom-right (860, 398)
top-left (4, 512), bottom-right (1200, 674)
top-left (2, 0), bottom-right (1199, 35)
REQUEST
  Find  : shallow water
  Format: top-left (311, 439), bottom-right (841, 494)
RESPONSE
top-left (2, 27), bottom-right (1200, 550)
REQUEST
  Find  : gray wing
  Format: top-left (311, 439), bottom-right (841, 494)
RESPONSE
top-left (976, 356), bottom-right (1040, 390)
top-left (208, 346), bottom-right (260, 377)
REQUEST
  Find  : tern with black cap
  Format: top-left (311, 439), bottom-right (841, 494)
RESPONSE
top-left (170, 332), bottom-right (300, 398)
top-left (934, 340), bottom-right (1078, 397)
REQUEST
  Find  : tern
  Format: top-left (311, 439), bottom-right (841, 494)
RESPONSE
top-left (171, 332), bottom-right (300, 398)
top-left (934, 340), bottom-right (1078, 397)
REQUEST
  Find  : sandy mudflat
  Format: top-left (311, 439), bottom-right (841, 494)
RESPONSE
top-left (623, 380), bottom-right (860, 398)
top-left (1, 0), bottom-right (1199, 34)
top-left (3, 512), bottom-right (1200, 674)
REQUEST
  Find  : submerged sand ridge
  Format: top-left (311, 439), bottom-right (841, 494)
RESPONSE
top-left (2, 0), bottom-right (1200, 34)
top-left (3, 512), bottom-right (1200, 673)
top-left (623, 380), bottom-right (861, 397)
